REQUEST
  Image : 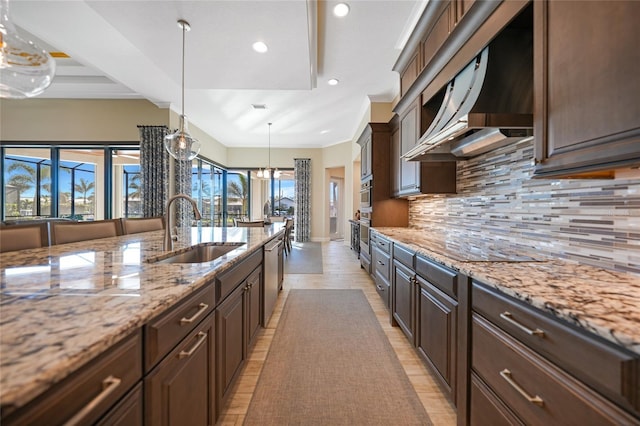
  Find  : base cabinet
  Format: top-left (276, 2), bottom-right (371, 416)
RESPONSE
top-left (392, 260), bottom-right (416, 343)
top-left (145, 313), bottom-right (215, 426)
top-left (416, 276), bottom-right (458, 401)
top-left (2, 331), bottom-right (143, 426)
top-left (216, 264), bottom-right (263, 409)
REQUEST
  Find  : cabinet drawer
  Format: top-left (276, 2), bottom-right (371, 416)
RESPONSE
top-left (145, 284), bottom-right (215, 371)
top-left (216, 249), bottom-right (262, 305)
top-left (4, 331), bottom-right (142, 426)
top-left (472, 314), bottom-right (638, 425)
top-left (470, 373), bottom-right (523, 426)
top-left (416, 255), bottom-right (457, 298)
top-left (472, 281), bottom-right (639, 413)
top-left (373, 246), bottom-right (391, 282)
top-left (374, 234), bottom-right (391, 254)
top-left (393, 243), bottom-right (415, 269)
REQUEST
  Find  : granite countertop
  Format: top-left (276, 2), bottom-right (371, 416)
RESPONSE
top-left (0, 224), bottom-right (284, 412)
top-left (373, 227), bottom-right (640, 356)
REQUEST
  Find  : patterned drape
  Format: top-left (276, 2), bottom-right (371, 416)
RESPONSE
top-left (174, 158), bottom-right (193, 227)
top-left (138, 125), bottom-right (169, 217)
top-left (294, 158), bottom-right (311, 242)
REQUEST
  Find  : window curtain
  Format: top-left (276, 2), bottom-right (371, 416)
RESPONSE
top-left (138, 125), bottom-right (169, 217)
top-left (174, 158), bottom-right (193, 227)
top-left (294, 158), bottom-right (311, 242)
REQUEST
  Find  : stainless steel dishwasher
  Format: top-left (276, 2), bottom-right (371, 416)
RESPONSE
top-left (263, 238), bottom-right (282, 324)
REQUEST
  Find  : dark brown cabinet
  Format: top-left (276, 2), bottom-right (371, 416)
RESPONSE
top-left (393, 100), bottom-right (456, 198)
top-left (145, 313), bottom-right (215, 426)
top-left (391, 244), bottom-right (416, 343)
top-left (216, 284), bottom-right (246, 406)
top-left (416, 275), bottom-right (458, 401)
top-left (216, 262), bottom-right (263, 410)
top-left (371, 231), bottom-right (392, 308)
top-left (2, 331), bottom-right (143, 426)
top-left (533, 0), bottom-right (640, 177)
top-left (420, 2), bottom-right (453, 71)
top-left (470, 281), bottom-right (640, 424)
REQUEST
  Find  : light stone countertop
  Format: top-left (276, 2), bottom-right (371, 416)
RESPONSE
top-left (0, 224), bottom-right (284, 413)
top-left (373, 227), bottom-right (640, 356)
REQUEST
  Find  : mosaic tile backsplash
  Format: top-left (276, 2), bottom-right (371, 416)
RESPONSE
top-left (409, 138), bottom-right (640, 274)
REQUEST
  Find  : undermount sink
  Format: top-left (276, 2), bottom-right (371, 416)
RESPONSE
top-left (150, 242), bottom-right (246, 264)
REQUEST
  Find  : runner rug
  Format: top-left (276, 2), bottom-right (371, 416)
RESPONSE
top-left (244, 289), bottom-right (432, 425)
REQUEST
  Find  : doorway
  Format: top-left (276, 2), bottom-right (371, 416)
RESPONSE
top-left (329, 176), bottom-right (344, 241)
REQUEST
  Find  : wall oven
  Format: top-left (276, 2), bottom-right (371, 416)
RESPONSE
top-left (360, 180), bottom-right (372, 209)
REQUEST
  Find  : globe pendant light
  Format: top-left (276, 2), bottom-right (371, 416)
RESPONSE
top-left (164, 19), bottom-right (201, 161)
top-left (0, 0), bottom-right (56, 98)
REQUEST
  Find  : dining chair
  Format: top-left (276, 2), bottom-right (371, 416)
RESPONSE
top-left (121, 217), bottom-right (165, 234)
top-left (50, 219), bottom-right (123, 245)
top-left (0, 222), bottom-right (50, 253)
top-left (236, 220), bottom-right (265, 228)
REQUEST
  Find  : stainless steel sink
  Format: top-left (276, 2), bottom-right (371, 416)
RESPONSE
top-left (150, 242), bottom-right (245, 264)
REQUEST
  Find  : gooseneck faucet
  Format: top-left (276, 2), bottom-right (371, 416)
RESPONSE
top-left (164, 194), bottom-right (202, 251)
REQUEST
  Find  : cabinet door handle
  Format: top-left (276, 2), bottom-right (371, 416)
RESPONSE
top-left (499, 312), bottom-right (545, 337)
top-left (64, 376), bottom-right (121, 426)
top-left (377, 260), bottom-right (384, 265)
top-left (179, 331), bottom-right (208, 359)
top-left (180, 303), bottom-right (209, 325)
top-left (375, 284), bottom-right (383, 291)
top-left (500, 369), bottom-right (544, 406)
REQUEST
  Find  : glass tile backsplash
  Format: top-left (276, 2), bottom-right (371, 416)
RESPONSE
top-left (409, 139), bottom-right (640, 274)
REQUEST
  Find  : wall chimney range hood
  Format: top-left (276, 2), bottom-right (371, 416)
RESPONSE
top-left (403, 28), bottom-right (533, 161)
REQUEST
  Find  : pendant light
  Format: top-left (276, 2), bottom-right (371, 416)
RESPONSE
top-left (0, 0), bottom-right (56, 98)
top-left (257, 123), bottom-right (280, 179)
top-left (164, 19), bottom-right (201, 161)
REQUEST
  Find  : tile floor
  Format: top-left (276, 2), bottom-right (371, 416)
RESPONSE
top-left (216, 241), bottom-right (457, 425)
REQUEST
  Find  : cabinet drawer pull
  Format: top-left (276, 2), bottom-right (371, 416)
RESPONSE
top-left (64, 375), bottom-right (121, 426)
top-left (178, 331), bottom-right (208, 359)
top-left (500, 369), bottom-right (544, 406)
top-left (499, 312), bottom-right (545, 337)
top-left (377, 260), bottom-right (384, 265)
top-left (375, 284), bottom-right (383, 291)
top-left (180, 303), bottom-right (209, 325)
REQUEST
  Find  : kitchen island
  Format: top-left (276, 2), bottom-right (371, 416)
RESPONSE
top-left (0, 224), bottom-right (284, 421)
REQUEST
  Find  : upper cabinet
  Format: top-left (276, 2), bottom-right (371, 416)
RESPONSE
top-left (390, 101), bottom-right (457, 198)
top-left (533, 0), bottom-right (640, 177)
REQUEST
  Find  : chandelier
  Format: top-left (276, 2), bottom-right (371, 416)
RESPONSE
top-left (257, 122), bottom-right (281, 179)
top-left (0, 0), bottom-right (56, 98)
top-left (164, 19), bottom-right (201, 161)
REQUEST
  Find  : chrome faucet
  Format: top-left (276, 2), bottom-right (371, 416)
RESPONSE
top-left (164, 194), bottom-right (202, 251)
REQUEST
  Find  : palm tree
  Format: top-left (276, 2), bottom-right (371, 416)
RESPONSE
top-left (128, 174), bottom-right (141, 199)
top-left (7, 162), bottom-right (36, 216)
top-left (74, 178), bottom-right (95, 207)
top-left (228, 173), bottom-right (248, 216)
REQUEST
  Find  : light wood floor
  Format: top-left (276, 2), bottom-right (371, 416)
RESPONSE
top-left (216, 241), bottom-right (457, 425)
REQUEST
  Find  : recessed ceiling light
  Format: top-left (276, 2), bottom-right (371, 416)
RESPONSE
top-left (328, 78), bottom-right (339, 86)
top-left (320, 129), bottom-right (331, 134)
top-left (333, 3), bottom-right (350, 17)
top-left (252, 104), bottom-right (267, 110)
top-left (252, 41), bottom-right (268, 53)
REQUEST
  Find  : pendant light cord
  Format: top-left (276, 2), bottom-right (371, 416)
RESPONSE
top-left (181, 22), bottom-right (186, 128)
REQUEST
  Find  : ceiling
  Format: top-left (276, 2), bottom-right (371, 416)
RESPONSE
top-left (10, 0), bottom-right (425, 149)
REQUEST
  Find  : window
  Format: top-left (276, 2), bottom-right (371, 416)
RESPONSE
top-left (273, 170), bottom-right (295, 217)
top-left (112, 149), bottom-right (141, 218)
top-left (3, 148), bottom-right (52, 219)
top-left (191, 159), bottom-right (224, 226)
top-left (227, 170), bottom-right (249, 225)
top-left (59, 149), bottom-right (100, 220)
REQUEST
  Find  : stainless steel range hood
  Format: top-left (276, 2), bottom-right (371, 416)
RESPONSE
top-left (403, 28), bottom-right (533, 161)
